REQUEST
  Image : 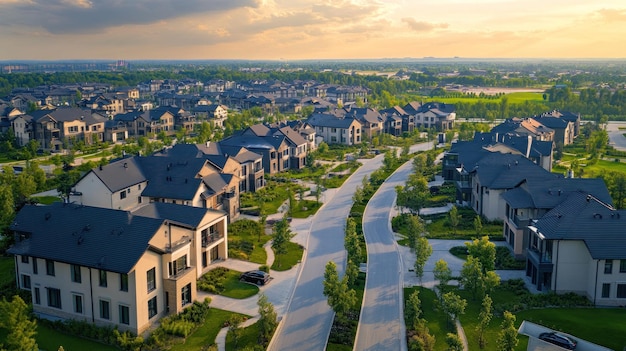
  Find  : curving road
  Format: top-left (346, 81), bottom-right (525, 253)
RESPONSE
top-left (355, 142), bottom-right (433, 351)
top-left (269, 154), bottom-right (385, 351)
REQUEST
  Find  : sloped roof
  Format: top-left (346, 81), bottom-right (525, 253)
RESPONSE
top-left (532, 116), bottom-right (569, 129)
top-left (137, 156), bottom-right (207, 200)
top-left (307, 113), bottom-right (360, 128)
top-left (533, 191), bottom-right (626, 259)
top-left (502, 177), bottom-right (611, 210)
top-left (470, 153), bottom-right (557, 189)
top-left (88, 156), bottom-right (146, 193)
top-left (8, 203), bottom-right (163, 274)
top-left (132, 202), bottom-right (224, 228)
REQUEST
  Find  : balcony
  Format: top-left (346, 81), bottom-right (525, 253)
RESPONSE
top-left (167, 265), bottom-right (194, 280)
top-left (527, 247), bottom-right (553, 265)
top-left (165, 235), bottom-right (192, 253)
top-left (202, 233), bottom-right (224, 247)
top-left (511, 215), bottom-right (530, 228)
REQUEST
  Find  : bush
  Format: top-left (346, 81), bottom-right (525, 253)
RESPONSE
top-left (258, 265), bottom-right (269, 273)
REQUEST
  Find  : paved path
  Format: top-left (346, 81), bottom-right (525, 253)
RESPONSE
top-left (607, 121), bottom-right (626, 151)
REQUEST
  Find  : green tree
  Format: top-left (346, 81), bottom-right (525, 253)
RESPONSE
top-left (414, 237), bottom-right (432, 282)
top-left (496, 311), bottom-right (518, 351)
top-left (13, 172), bottom-right (37, 205)
top-left (474, 215), bottom-right (483, 237)
top-left (0, 186), bottom-right (15, 229)
top-left (448, 205), bottom-right (460, 234)
top-left (345, 259), bottom-right (359, 287)
top-left (433, 259), bottom-right (452, 297)
top-left (442, 292), bottom-right (467, 328)
top-left (406, 215), bottom-right (424, 251)
top-left (0, 295), bottom-right (38, 351)
top-left (257, 294), bottom-right (278, 345)
top-left (465, 236), bottom-right (496, 273)
top-left (271, 216), bottom-right (295, 268)
top-left (322, 261), bottom-right (357, 318)
top-left (483, 271), bottom-right (501, 296)
top-left (344, 217), bottom-right (361, 262)
top-left (476, 294), bottom-right (493, 349)
top-left (228, 314), bottom-right (245, 348)
top-left (405, 290), bottom-right (422, 330)
top-left (446, 333), bottom-right (464, 351)
top-left (461, 255), bottom-right (484, 300)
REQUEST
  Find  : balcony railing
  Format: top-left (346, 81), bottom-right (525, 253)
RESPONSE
top-left (202, 233), bottom-right (224, 247)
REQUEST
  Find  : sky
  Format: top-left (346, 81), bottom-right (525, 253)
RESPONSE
top-left (0, 0), bottom-right (625, 61)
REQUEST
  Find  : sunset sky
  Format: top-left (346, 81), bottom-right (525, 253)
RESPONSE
top-left (0, 0), bottom-right (625, 61)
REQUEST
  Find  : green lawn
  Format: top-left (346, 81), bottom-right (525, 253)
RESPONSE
top-left (170, 308), bottom-right (248, 351)
top-left (36, 323), bottom-right (118, 351)
top-left (271, 241), bottom-right (304, 271)
top-left (226, 320), bottom-right (261, 351)
top-left (0, 256), bottom-right (15, 286)
top-left (228, 219), bottom-right (271, 264)
top-left (404, 287), bottom-right (453, 350)
top-left (197, 267), bottom-right (259, 299)
top-left (30, 195), bottom-right (61, 205)
top-left (290, 199), bottom-right (321, 218)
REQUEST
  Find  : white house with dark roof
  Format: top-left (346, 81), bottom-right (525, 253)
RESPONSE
top-left (526, 192), bottom-right (626, 306)
top-left (306, 112), bottom-right (362, 146)
top-left (8, 202), bottom-right (228, 335)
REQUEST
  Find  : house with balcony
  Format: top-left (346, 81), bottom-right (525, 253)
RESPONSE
top-left (8, 201), bottom-right (228, 335)
top-left (113, 109), bottom-right (175, 138)
top-left (501, 177), bottom-right (611, 258)
top-left (29, 108), bottom-right (107, 151)
top-left (69, 155), bottom-right (240, 220)
top-left (412, 102), bottom-right (456, 131)
top-left (525, 191), bottom-right (626, 306)
top-left (306, 112), bottom-right (362, 146)
top-left (220, 126), bottom-right (291, 175)
top-left (491, 117), bottom-right (555, 142)
top-left (532, 114), bottom-right (575, 146)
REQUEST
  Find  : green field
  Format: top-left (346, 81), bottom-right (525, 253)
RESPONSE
top-left (423, 92), bottom-right (545, 105)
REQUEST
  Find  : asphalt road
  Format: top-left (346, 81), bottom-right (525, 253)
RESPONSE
top-left (269, 153), bottom-right (385, 351)
top-left (355, 142), bottom-right (433, 351)
top-left (607, 121), bottom-right (626, 151)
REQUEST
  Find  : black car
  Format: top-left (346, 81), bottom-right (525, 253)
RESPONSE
top-left (539, 332), bottom-right (577, 350)
top-left (240, 270), bottom-right (270, 285)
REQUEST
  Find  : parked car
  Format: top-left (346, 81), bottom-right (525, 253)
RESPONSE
top-left (240, 270), bottom-right (270, 285)
top-left (539, 332), bottom-right (577, 350)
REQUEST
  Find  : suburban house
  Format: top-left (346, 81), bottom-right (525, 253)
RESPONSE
top-left (344, 107), bottom-right (384, 141)
top-left (8, 201), bottom-right (228, 335)
top-left (28, 108), bottom-right (108, 151)
top-left (526, 191), bottom-right (626, 306)
top-left (113, 109), bottom-right (175, 137)
top-left (501, 177), bottom-right (611, 258)
top-left (539, 110), bottom-right (581, 137)
top-left (380, 106), bottom-right (409, 136)
top-left (69, 155), bottom-right (240, 220)
top-left (192, 104), bottom-right (228, 128)
top-left (491, 117), bottom-right (555, 142)
top-left (154, 142), bottom-right (265, 193)
top-left (411, 102), bottom-right (456, 131)
top-left (532, 115), bottom-right (575, 146)
top-left (306, 112), bottom-right (362, 146)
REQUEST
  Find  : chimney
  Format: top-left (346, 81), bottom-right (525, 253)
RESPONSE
top-left (206, 141), bottom-right (210, 147)
top-left (526, 135), bottom-right (532, 158)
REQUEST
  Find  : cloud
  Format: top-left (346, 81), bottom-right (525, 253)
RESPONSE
top-left (595, 8), bottom-right (626, 22)
top-left (401, 18), bottom-right (448, 32)
top-left (0, 0), bottom-right (260, 34)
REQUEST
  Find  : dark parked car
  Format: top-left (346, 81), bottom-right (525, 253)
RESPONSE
top-left (240, 270), bottom-right (270, 285)
top-left (539, 332), bottom-right (577, 350)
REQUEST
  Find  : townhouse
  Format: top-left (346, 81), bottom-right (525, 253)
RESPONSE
top-left (113, 109), bottom-right (175, 138)
top-left (306, 112), bottom-right (362, 146)
top-left (27, 108), bottom-right (107, 151)
top-left (8, 201), bottom-right (228, 335)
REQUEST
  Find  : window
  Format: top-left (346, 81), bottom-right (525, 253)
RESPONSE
top-left (73, 294), bottom-right (83, 314)
top-left (71, 264), bottom-right (81, 283)
top-left (99, 300), bottom-right (110, 320)
top-left (181, 283), bottom-right (192, 307)
top-left (617, 284), bottom-right (626, 298)
top-left (46, 288), bottom-right (62, 308)
top-left (147, 268), bottom-right (156, 292)
top-left (602, 283), bottom-right (611, 298)
top-left (46, 260), bottom-right (55, 276)
top-left (21, 274), bottom-right (31, 289)
top-left (99, 270), bottom-right (107, 287)
top-left (605, 260), bottom-right (613, 274)
top-left (119, 305), bottom-right (130, 325)
top-left (169, 255), bottom-right (187, 277)
top-left (21, 255), bottom-right (29, 263)
top-left (120, 191), bottom-right (127, 200)
top-left (148, 297), bottom-right (158, 318)
top-left (621, 260), bottom-right (626, 273)
top-left (34, 288), bottom-right (40, 305)
top-left (120, 274), bottom-right (128, 292)
top-left (32, 258), bottom-right (38, 274)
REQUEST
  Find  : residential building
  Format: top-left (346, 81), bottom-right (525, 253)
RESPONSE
top-left (412, 102), bottom-right (456, 131)
top-left (8, 202), bottom-right (228, 335)
top-left (29, 108), bottom-right (107, 151)
top-left (306, 112), bottom-right (362, 146)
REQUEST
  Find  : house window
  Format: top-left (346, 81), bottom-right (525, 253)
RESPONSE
top-left (181, 283), bottom-right (192, 307)
top-left (21, 255), bottom-right (29, 263)
top-left (99, 300), bottom-right (110, 320)
top-left (34, 288), bottom-right (40, 305)
top-left (46, 288), bottom-right (62, 309)
top-left (73, 294), bottom-right (83, 314)
top-left (32, 258), bottom-right (38, 274)
top-left (148, 296), bottom-right (158, 318)
top-left (602, 283), bottom-right (611, 298)
top-left (605, 260), bottom-right (613, 274)
top-left (119, 305), bottom-right (130, 325)
top-left (71, 264), bottom-right (81, 283)
top-left (120, 191), bottom-right (127, 200)
top-left (621, 260), bottom-right (626, 273)
top-left (120, 274), bottom-right (128, 292)
top-left (331, 128), bottom-right (337, 133)
top-left (169, 255), bottom-right (187, 277)
top-left (21, 274), bottom-right (31, 290)
top-left (147, 267), bottom-right (156, 292)
top-left (202, 252), bottom-right (207, 268)
top-left (617, 284), bottom-right (626, 298)
top-left (99, 270), bottom-right (107, 287)
top-left (46, 260), bottom-right (55, 276)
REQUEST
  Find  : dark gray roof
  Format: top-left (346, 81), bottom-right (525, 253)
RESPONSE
top-left (533, 191), bottom-right (626, 259)
top-left (8, 203), bottom-right (163, 274)
top-left (470, 153), bottom-right (557, 189)
top-left (307, 113), bottom-right (359, 128)
top-left (502, 177), bottom-right (611, 210)
top-left (532, 116), bottom-right (569, 129)
top-left (89, 156), bottom-right (146, 193)
top-left (137, 156), bottom-right (207, 200)
top-left (202, 172), bottom-right (228, 192)
top-left (132, 202), bottom-right (224, 228)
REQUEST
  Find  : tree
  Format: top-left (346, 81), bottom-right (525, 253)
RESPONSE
top-left (476, 294), bottom-right (493, 349)
top-left (0, 185), bottom-right (15, 229)
top-left (271, 216), bottom-right (295, 268)
top-left (461, 255), bottom-right (484, 300)
top-left (483, 271), bottom-right (501, 296)
top-left (322, 261), bottom-right (357, 318)
top-left (414, 237), bottom-right (432, 282)
top-left (446, 333), bottom-right (464, 351)
top-left (257, 294), bottom-right (278, 345)
top-left (0, 295), bottom-right (38, 351)
top-left (465, 236), bottom-right (496, 273)
top-left (448, 205), bottom-right (460, 234)
top-left (496, 311), bottom-right (518, 351)
top-left (441, 292), bottom-right (467, 328)
top-left (433, 259), bottom-right (452, 297)
top-left (406, 215), bottom-right (424, 251)
top-left (228, 314), bottom-right (245, 348)
top-left (344, 217), bottom-right (361, 262)
top-left (473, 215), bottom-right (483, 237)
top-left (345, 259), bottom-right (359, 287)
top-left (405, 290), bottom-right (422, 330)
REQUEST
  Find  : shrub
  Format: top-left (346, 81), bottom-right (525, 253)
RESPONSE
top-left (259, 265), bottom-right (270, 273)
